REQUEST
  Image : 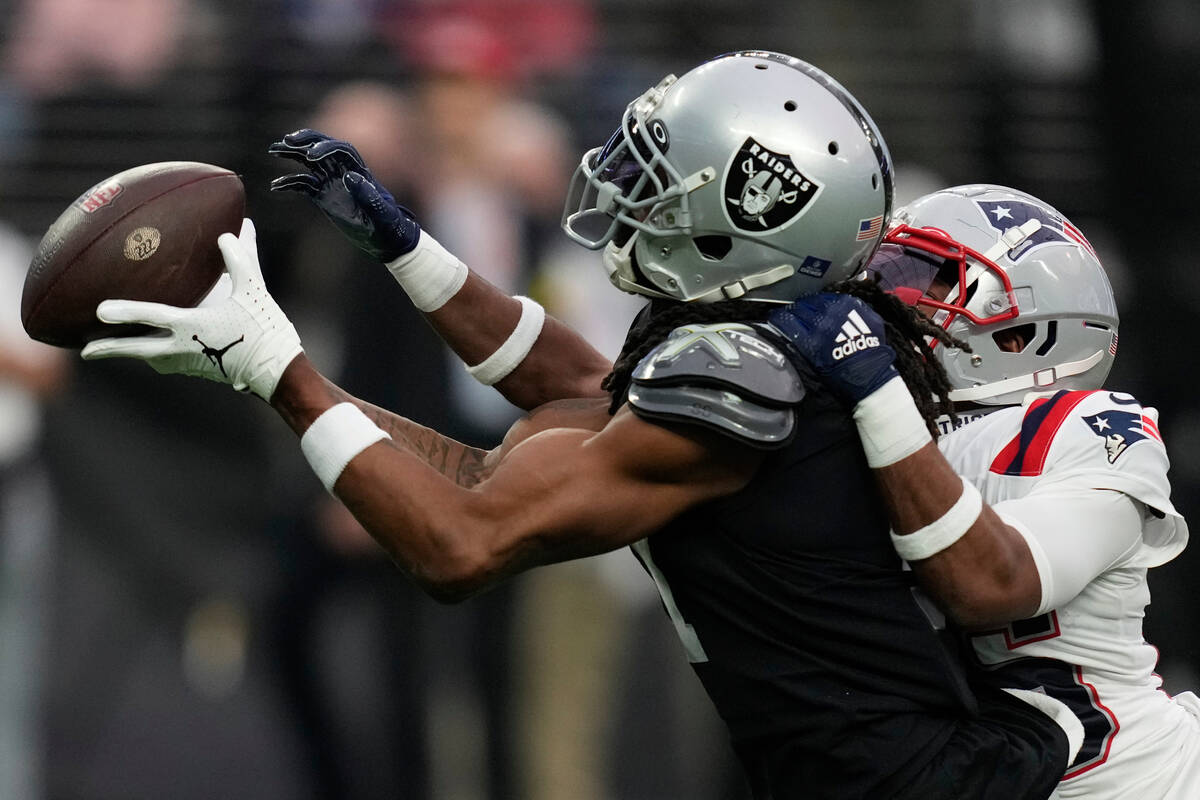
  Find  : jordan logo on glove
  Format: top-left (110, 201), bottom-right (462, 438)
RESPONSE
top-left (193, 334), bottom-right (244, 378)
top-left (832, 309), bottom-right (881, 360)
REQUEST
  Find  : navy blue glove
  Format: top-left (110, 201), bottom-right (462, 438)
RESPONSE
top-left (268, 129), bottom-right (421, 262)
top-left (768, 292), bottom-right (898, 405)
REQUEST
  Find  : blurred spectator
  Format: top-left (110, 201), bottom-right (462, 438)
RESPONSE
top-left (264, 80), bottom-right (434, 800)
top-left (405, 19), bottom-right (592, 799)
top-left (5, 4), bottom-right (315, 798)
top-left (6, 0), bottom-right (188, 96)
top-left (271, 53), bottom-right (585, 795)
top-left (383, 0), bottom-right (595, 84)
top-left (0, 220), bottom-right (66, 800)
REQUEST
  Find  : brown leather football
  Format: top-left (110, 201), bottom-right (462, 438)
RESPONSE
top-left (21, 161), bottom-right (245, 348)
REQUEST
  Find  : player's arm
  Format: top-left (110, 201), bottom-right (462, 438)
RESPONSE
top-left (770, 294), bottom-right (1040, 628)
top-left (268, 130), bottom-right (612, 409)
top-left (311, 367), bottom-right (612, 487)
top-left (422, 270), bottom-right (613, 406)
top-left (869, 441), bottom-right (1042, 627)
top-left (874, 444), bottom-right (1148, 626)
top-left (271, 354), bottom-right (761, 602)
top-left (80, 223), bottom-right (759, 601)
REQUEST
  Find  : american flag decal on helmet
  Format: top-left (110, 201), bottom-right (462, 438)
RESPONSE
top-left (856, 215), bottom-right (883, 241)
top-left (1109, 332), bottom-right (1118, 356)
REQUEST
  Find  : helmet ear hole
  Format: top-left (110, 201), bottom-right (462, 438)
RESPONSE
top-left (993, 323), bottom-right (1037, 353)
top-left (693, 235), bottom-right (734, 261)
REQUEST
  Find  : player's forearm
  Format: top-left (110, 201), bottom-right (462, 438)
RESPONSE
top-left (272, 354), bottom-right (511, 598)
top-left (272, 354), bottom-right (490, 486)
top-left (874, 443), bottom-right (1042, 628)
top-left (268, 133), bottom-right (612, 407)
top-left (424, 271), bottom-right (612, 409)
top-left (330, 441), bottom-right (506, 601)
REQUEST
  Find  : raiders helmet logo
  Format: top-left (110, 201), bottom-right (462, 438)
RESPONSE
top-left (724, 137), bottom-right (821, 233)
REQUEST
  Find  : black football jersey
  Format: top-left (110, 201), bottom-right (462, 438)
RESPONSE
top-left (625, 315), bottom-right (1067, 798)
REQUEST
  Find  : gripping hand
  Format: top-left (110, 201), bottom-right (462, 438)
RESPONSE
top-left (768, 292), bottom-right (898, 406)
top-left (81, 219), bottom-right (303, 401)
top-left (268, 129), bottom-right (421, 262)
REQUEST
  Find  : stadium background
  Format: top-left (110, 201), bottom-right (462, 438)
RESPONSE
top-left (0, 1), bottom-right (1197, 799)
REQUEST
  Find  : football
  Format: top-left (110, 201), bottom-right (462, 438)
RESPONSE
top-left (21, 161), bottom-right (245, 348)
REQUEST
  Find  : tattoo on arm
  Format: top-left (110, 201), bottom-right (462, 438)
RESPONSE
top-left (323, 380), bottom-right (491, 487)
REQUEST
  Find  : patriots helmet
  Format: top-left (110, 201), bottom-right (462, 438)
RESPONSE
top-left (868, 184), bottom-right (1118, 406)
top-left (561, 50), bottom-right (893, 304)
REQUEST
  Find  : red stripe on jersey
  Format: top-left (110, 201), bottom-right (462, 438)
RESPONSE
top-left (990, 391), bottom-right (1095, 477)
top-left (1142, 415), bottom-right (1162, 442)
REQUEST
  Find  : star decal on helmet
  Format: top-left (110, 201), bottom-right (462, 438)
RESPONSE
top-left (976, 199), bottom-right (1096, 259)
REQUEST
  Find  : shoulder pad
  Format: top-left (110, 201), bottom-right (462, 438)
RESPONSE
top-left (627, 322), bottom-right (804, 448)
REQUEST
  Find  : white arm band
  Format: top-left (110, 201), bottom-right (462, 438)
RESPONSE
top-left (853, 375), bottom-right (933, 468)
top-left (300, 402), bottom-right (391, 493)
top-left (464, 296), bottom-right (545, 386)
top-left (890, 476), bottom-right (982, 561)
top-left (384, 230), bottom-right (469, 312)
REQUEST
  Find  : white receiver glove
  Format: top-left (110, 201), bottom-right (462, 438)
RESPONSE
top-left (81, 218), bottom-right (303, 401)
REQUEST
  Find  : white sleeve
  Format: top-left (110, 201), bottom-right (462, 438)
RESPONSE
top-left (993, 487), bottom-right (1144, 615)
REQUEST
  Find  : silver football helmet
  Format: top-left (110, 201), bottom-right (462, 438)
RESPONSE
top-left (562, 50), bottom-right (893, 304)
top-left (868, 184), bottom-right (1118, 406)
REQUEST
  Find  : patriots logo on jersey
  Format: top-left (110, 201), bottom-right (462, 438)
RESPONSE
top-left (976, 199), bottom-right (1096, 260)
top-left (1084, 410), bottom-right (1160, 463)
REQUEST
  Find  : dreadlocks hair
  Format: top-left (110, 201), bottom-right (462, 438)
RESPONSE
top-left (601, 299), bottom-right (774, 414)
top-left (828, 277), bottom-right (972, 436)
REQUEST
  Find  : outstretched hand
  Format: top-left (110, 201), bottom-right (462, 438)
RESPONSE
top-left (768, 292), bottom-right (899, 406)
top-left (269, 128), bottom-right (422, 262)
top-left (81, 218), bottom-right (304, 401)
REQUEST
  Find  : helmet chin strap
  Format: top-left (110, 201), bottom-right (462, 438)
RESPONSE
top-left (604, 237), bottom-right (677, 301)
top-left (948, 349), bottom-right (1105, 403)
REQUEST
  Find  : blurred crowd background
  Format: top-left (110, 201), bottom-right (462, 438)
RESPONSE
top-left (0, 1), bottom-right (1198, 799)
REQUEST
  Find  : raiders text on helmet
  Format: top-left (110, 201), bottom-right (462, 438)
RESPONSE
top-left (562, 50), bottom-right (893, 304)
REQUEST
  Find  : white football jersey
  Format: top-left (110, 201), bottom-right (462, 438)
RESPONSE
top-left (939, 389), bottom-right (1199, 798)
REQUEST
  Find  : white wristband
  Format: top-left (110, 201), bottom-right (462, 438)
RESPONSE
top-left (300, 402), bottom-right (391, 492)
top-left (853, 375), bottom-right (933, 468)
top-left (465, 296), bottom-right (545, 385)
top-left (890, 476), bottom-right (983, 561)
top-left (384, 230), bottom-right (469, 312)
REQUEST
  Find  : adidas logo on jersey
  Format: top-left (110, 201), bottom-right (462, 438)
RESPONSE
top-left (831, 309), bottom-right (880, 360)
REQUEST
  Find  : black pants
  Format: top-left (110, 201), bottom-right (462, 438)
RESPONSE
top-left (885, 687), bottom-right (1068, 800)
top-left (738, 687), bottom-right (1068, 800)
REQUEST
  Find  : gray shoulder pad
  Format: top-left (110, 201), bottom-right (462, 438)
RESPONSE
top-left (627, 322), bottom-right (805, 447)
